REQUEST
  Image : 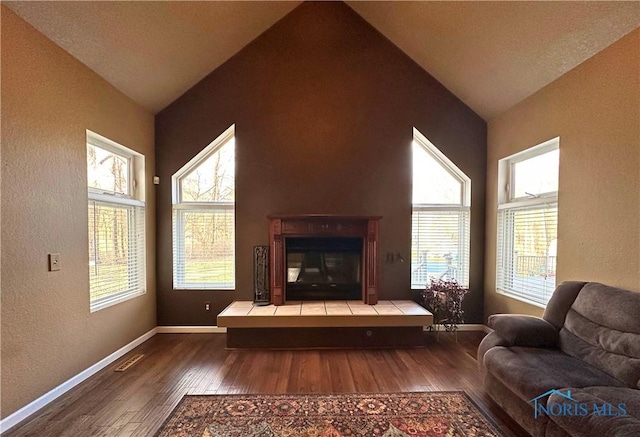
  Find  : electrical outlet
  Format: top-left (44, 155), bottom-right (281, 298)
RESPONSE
top-left (49, 253), bottom-right (61, 271)
top-left (204, 302), bottom-right (211, 312)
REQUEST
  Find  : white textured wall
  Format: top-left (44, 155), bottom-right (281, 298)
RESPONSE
top-left (485, 29), bottom-right (640, 318)
top-left (1, 7), bottom-right (156, 418)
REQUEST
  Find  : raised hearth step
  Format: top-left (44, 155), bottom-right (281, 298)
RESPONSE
top-left (217, 300), bottom-right (433, 329)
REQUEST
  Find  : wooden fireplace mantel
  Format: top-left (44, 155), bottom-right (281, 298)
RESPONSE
top-left (268, 215), bottom-right (381, 306)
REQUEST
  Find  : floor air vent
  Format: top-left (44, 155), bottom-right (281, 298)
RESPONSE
top-left (114, 354), bottom-right (144, 372)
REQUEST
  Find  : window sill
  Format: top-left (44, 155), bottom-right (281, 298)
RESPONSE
top-left (90, 290), bottom-right (145, 313)
top-left (173, 287), bottom-right (235, 291)
top-left (496, 288), bottom-right (547, 309)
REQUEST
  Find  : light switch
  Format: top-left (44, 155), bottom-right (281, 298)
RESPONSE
top-left (49, 253), bottom-right (61, 271)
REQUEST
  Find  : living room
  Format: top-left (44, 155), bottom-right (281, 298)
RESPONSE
top-left (2, 1), bottom-right (638, 436)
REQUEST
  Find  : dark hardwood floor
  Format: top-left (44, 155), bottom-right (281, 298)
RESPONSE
top-left (4, 331), bottom-right (528, 436)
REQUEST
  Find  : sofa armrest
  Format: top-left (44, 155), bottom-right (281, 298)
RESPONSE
top-left (477, 331), bottom-right (511, 374)
top-left (488, 314), bottom-right (558, 348)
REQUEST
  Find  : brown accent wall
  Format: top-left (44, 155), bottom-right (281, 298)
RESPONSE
top-left (156, 2), bottom-right (486, 325)
top-left (484, 29), bottom-right (640, 319)
top-left (1, 7), bottom-right (156, 418)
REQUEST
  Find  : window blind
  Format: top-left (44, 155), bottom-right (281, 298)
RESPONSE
top-left (173, 206), bottom-right (235, 289)
top-left (497, 203), bottom-right (557, 306)
top-left (411, 208), bottom-right (470, 288)
top-left (88, 200), bottom-right (145, 310)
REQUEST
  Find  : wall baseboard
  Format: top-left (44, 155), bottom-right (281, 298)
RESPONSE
top-left (157, 325), bottom-right (489, 334)
top-left (459, 324), bottom-right (490, 332)
top-left (423, 324), bottom-right (490, 332)
top-left (0, 328), bottom-right (157, 434)
top-left (156, 326), bottom-right (227, 334)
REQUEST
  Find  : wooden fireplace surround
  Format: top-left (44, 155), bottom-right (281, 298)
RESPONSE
top-left (269, 215), bottom-right (381, 306)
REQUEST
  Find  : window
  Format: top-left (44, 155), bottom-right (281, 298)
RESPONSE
top-left (87, 131), bottom-right (146, 312)
top-left (411, 128), bottom-right (471, 288)
top-left (172, 125), bottom-right (235, 289)
top-left (497, 138), bottom-right (559, 307)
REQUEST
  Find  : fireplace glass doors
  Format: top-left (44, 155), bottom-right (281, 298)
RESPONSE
top-left (285, 237), bottom-right (362, 300)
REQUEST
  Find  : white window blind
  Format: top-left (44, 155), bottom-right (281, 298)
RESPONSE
top-left (497, 202), bottom-right (557, 306)
top-left (87, 131), bottom-right (146, 312)
top-left (173, 206), bottom-right (235, 289)
top-left (411, 208), bottom-right (470, 288)
top-left (89, 200), bottom-right (145, 307)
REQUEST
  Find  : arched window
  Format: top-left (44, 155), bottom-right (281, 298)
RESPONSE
top-left (172, 125), bottom-right (235, 289)
top-left (411, 128), bottom-right (470, 288)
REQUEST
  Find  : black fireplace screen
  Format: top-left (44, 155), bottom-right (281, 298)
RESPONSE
top-left (285, 237), bottom-right (362, 300)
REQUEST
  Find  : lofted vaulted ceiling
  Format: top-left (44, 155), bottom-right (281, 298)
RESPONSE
top-left (5, 1), bottom-right (639, 119)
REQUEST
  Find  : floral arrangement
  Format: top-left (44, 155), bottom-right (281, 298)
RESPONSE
top-left (419, 277), bottom-right (468, 332)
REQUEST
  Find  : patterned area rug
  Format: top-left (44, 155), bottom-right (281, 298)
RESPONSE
top-left (156, 392), bottom-right (504, 437)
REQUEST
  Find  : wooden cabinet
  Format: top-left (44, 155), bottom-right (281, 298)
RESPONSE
top-left (269, 215), bottom-right (381, 306)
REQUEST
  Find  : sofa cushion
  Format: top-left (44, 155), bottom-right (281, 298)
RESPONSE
top-left (483, 346), bottom-right (626, 403)
top-left (543, 281), bottom-right (586, 330)
top-left (558, 282), bottom-right (640, 388)
top-left (569, 283), bottom-right (640, 334)
top-left (577, 386), bottom-right (640, 420)
top-left (560, 314), bottom-right (640, 389)
top-left (548, 387), bottom-right (640, 437)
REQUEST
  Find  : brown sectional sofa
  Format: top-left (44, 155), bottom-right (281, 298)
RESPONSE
top-left (478, 281), bottom-right (640, 436)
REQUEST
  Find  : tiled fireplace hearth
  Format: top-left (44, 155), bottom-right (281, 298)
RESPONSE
top-left (217, 300), bottom-right (433, 348)
top-left (269, 215), bottom-right (381, 306)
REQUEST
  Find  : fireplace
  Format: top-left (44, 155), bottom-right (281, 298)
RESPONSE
top-left (286, 237), bottom-right (362, 300)
top-left (269, 215), bottom-right (381, 305)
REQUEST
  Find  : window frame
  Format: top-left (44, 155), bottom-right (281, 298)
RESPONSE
top-left (172, 124), bottom-right (236, 290)
top-left (496, 137), bottom-right (559, 308)
top-left (411, 128), bottom-right (471, 289)
top-left (87, 130), bottom-right (146, 312)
